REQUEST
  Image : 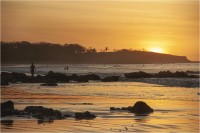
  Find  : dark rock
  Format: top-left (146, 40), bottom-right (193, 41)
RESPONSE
top-left (11, 72), bottom-right (29, 82)
top-left (70, 74), bottom-right (79, 81)
top-left (154, 71), bottom-right (173, 78)
top-left (1, 72), bottom-right (16, 83)
top-left (1, 120), bottom-right (14, 127)
top-left (189, 75), bottom-right (199, 78)
top-left (24, 106), bottom-right (63, 120)
top-left (174, 71), bottom-right (189, 78)
top-left (1, 101), bottom-right (64, 120)
top-left (154, 71), bottom-right (189, 78)
top-left (45, 71), bottom-right (69, 83)
top-left (1, 101), bottom-right (15, 110)
top-left (1, 101), bottom-right (29, 117)
top-left (130, 101), bottom-right (153, 114)
top-left (110, 107), bottom-right (122, 110)
top-left (1, 72), bottom-right (31, 83)
top-left (102, 76), bottom-right (119, 82)
top-left (72, 74), bottom-right (100, 82)
top-left (110, 107), bottom-right (116, 110)
top-left (35, 75), bottom-right (45, 83)
top-left (121, 107), bottom-right (128, 110)
top-left (82, 103), bottom-right (93, 105)
top-left (37, 119), bottom-right (54, 124)
top-left (1, 80), bottom-right (9, 86)
top-left (1, 100), bottom-right (15, 116)
top-left (110, 101), bottom-right (153, 114)
top-left (63, 114), bottom-right (71, 118)
top-left (110, 106), bottom-right (131, 111)
top-left (1, 71), bottom-right (70, 84)
top-left (84, 74), bottom-right (101, 80)
top-left (125, 71), bottom-right (153, 79)
top-left (75, 111), bottom-right (96, 119)
top-left (77, 75), bottom-right (89, 82)
top-left (41, 77), bottom-right (58, 86)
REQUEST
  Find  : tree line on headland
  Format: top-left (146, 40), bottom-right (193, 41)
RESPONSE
top-left (1, 41), bottom-right (191, 64)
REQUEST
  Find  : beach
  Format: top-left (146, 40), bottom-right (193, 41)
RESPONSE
top-left (1, 82), bottom-right (199, 132)
top-left (2, 0), bottom-right (199, 132)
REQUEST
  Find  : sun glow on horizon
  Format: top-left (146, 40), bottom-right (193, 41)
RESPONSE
top-left (1, 1), bottom-right (199, 60)
top-left (149, 47), bottom-right (164, 53)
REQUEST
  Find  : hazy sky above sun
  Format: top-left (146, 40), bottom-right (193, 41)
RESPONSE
top-left (1, 0), bottom-right (199, 61)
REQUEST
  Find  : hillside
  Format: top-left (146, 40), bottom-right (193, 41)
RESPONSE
top-left (1, 41), bottom-right (191, 64)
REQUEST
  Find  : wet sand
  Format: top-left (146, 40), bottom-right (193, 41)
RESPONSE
top-left (1, 82), bottom-right (199, 132)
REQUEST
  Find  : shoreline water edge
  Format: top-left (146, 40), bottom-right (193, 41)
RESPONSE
top-left (1, 70), bottom-right (199, 88)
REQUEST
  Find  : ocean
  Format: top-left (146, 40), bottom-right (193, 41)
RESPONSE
top-left (1, 63), bottom-right (199, 76)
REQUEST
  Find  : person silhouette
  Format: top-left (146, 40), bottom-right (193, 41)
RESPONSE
top-left (30, 63), bottom-right (36, 77)
top-left (64, 65), bottom-right (69, 71)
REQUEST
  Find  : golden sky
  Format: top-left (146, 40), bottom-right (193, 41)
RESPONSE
top-left (1, 0), bottom-right (199, 61)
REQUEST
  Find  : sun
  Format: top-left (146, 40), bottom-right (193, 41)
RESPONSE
top-left (149, 47), bottom-right (163, 53)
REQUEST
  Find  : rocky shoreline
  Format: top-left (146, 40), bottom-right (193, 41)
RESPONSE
top-left (1, 100), bottom-right (153, 121)
top-left (1, 100), bottom-right (96, 120)
top-left (110, 101), bottom-right (154, 114)
top-left (1, 70), bottom-right (199, 86)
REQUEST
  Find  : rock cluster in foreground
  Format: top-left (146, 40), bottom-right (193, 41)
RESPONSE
top-left (1, 100), bottom-right (154, 120)
top-left (110, 101), bottom-right (154, 114)
top-left (1, 101), bottom-right (96, 120)
top-left (75, 111), bottom-right (96, 119)
top-left (1, 100), bottom-right (15, 117)
top-left (24, 106), bottom-right (63, 120)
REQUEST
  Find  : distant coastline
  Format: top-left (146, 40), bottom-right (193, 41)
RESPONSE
top-left (2, 41), bottom-right (191, 64)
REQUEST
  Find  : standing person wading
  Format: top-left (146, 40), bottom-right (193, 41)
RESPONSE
top-left (30, 63), bottom-right (36, 77)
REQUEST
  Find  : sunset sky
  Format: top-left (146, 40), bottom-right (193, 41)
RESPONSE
top-left (1, 0), bottom-right (199, 61)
